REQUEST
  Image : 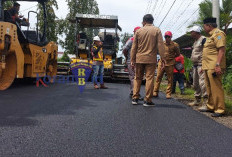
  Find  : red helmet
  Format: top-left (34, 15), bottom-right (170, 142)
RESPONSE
top-left (165, 31), bottom-right (172, 37)
top-left (133, 26), bottom-right (141, 32)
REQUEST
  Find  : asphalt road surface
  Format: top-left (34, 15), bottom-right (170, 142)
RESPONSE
top-left (0, 81), bottom-right (232, 156)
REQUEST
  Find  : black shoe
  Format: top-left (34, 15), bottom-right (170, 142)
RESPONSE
top-left (129, 92), bottom-right (133, 98)
top-left (181, 89), bottom-right (184, 95)
top-left (138, 95), bottom-right (144, 101)
top-left (143, 101), bottom-right (155, 107)
top-left (211, 113), bottom-right (224, 117)
top-left (132, 99), bottom-right (139, 105)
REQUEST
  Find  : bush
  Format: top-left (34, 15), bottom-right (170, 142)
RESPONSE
top-left (226, 34), bottom-right (232, 68)
top-left (184, 56), bottom-right (193, 87)
top-left (224, 65), bottom-right (232, 93)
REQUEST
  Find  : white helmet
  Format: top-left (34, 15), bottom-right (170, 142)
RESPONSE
top-left (189, 26), bottom-right (201, 33)
top-left (93, 36), bottom-right (101, 41)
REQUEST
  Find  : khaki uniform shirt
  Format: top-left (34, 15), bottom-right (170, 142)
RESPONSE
top-left (163, 41), bottom-right (180, 66)
top-left (202, 28), bottom-right (226, 70)
top-left (191, 36), bottom-right (206, 66)
top-left (130, 24), bottom-right (165, 64)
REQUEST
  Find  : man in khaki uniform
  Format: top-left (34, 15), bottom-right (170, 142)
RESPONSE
top-left (188, 26), bottom-right (208, 107)
top-left (131, 14), bottom-right (165, 106)
top-left (153, 31), bottom-right (180, 99)
top-left (199, 17), bottom-right (226, 117)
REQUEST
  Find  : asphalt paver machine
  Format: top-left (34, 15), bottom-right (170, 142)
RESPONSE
top-left (70, 14), bottom-right (128, 79)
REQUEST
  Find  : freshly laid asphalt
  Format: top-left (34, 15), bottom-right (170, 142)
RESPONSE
top-left (0, 81), bottom-right (232, 156)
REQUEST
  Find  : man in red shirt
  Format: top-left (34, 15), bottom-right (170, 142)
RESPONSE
top-left (172, 54), bottom-right (185, 94)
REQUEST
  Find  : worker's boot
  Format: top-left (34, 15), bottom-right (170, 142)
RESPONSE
top-left (94, 84), bottom-right (99, 89)
top-left (203, 97), bottom-right (208, 105)
top-left (100, 84), bottom-right (108, 89)
top-left (166, 94), bottom-right (171, 99)
top-left (198, 97), bottom-right (208, 110)
top-left (188, 96), bottom-right (201, 106)
top-left (153, 91), bottom-right (159, 97)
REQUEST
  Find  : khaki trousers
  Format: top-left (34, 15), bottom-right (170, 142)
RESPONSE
top-left (133, 63), bottom-right (156, 102)
top-left (204, 70), bottom-right (225, 114)
top-left (153, 61), bottom-right (174, 96)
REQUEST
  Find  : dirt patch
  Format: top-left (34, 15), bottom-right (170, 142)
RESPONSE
top-left (175, 98), bottom-right (232, 130)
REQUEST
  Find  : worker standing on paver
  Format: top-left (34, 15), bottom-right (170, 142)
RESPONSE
top-left (188, 26), bottom-right (208, 107)
top-left (153, 31), bottom-right (180, 99)
top-left (130, 14), bottom-right (165, 106)
top-left (199, 18), bottom-right (226, 117)
top-left (123, 26), bottom-right (141, 97)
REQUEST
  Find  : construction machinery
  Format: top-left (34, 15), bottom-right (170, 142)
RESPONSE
top-left (0, 0), bottom-right (58, 90)
top-left (69, 14), bottom-right (128, 79)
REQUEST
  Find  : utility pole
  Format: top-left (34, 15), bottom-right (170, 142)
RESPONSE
top-left (212, 0), bottom-right (220, 28)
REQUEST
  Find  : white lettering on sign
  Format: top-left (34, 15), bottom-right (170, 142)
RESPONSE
top-left (82, 14), bottom-right (111, 19)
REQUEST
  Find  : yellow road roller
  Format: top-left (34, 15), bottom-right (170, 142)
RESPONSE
top-left (0, 0), bottom-right (57, 90)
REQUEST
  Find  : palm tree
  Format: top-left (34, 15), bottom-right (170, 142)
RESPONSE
top-left (190, 0), bottom-right (232, 34)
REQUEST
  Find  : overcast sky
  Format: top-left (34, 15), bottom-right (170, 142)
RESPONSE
top-left (18, 0), bottom-right (225, 52)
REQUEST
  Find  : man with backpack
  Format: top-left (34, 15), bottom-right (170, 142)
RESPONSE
top-left (172, 54), bottom-right (185, 94)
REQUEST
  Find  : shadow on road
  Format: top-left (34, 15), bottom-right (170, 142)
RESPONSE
top-left (0, 79), bottom-right (121, 127)
top-left (0, 83), bottom-right (105, 127)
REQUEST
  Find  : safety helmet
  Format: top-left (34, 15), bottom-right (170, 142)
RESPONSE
top-left (164, 31), bottom-right (173, 37)
top-left (133, 26), bottom-right (141, 32)
top-left (93, 36), bottom-right (101, 41)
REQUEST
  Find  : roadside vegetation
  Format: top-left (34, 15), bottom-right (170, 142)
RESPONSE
top-left (160, 82), bottom-right (232, 115)
top-left (173, 0), bottom-right (232, 114)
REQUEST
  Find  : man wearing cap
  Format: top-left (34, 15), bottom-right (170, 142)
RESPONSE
top-left (153, 31), bottom-right (180, 99)
top-left (130, 14), bottom-right (165, 106)
top-left (188, 26), bottom-right (208, 108)
top-left (91, 36), bottom-right (108, 89)
top-left (123, 26), bottom-right (141, 97)
top-left (199, 17), bottom-right (226, 117)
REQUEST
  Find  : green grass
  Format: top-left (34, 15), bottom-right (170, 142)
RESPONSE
top-left (160, 83), bottom-right (195, 100)
top-left (225, 96), bottom-right (232, 114)
top-left (159, 82), bottom-right (232, 114)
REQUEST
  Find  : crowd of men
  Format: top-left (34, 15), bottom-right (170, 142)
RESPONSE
top-left (121, 14), bottom-right (226, 117)
top-left (7, 3), bottom-right (226, 117)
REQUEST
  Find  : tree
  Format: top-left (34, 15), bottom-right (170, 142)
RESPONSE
top-left (38, 0), bottom-right (58, 42)
top-left (59, 0), bottom-right (99, 54)
top-left (221, 0), bottom-right (232, 33)
top-left (120, 32), bottom-right (133, 51)
top-left (58, 52), bottom-right (70, 62)
top-left (190, 0), bottom-right (232, 34)
top-left (190, 0), bottom-right (232, 78)
top-left (3, 1), bottom-right (13, 9)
